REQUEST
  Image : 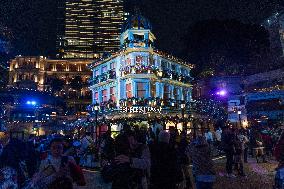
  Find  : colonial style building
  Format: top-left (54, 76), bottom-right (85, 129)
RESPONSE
top-left (89, 13), bottom-right (194, 121)
top-left (8, 56), bottom-right (92, 113)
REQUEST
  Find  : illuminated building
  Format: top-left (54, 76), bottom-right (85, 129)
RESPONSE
top-left (243, 68), bottom-right (284, 125)
top-left (57, 0), bottom-right (124, 59)
top-left (8, 56), bottom-right (92, 112)
top-left (89, 13), bottom-right (194, 129)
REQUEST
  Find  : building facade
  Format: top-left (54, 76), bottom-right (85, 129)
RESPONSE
top-left (57, 0), bottom-right (124, 59)
top-left (243, 68), bottom-right (284, 126)
top-left (8, 56), bottom-right (92, 113)
top-left (89, 13), bottom-right (193, 120)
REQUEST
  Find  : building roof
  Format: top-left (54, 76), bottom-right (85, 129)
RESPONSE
top-left (89, 48), bottom-right (194, 69)
top-left (122, 10), bottom-right (152, 32)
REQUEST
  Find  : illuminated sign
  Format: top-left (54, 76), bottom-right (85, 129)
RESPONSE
top-left (119, 106), bottom-right (162, 114)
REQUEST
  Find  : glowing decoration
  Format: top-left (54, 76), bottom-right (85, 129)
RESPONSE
top-left (216, 90), bottom-right (227, 96)
top-left (119, 106), bottom-right (162, 114)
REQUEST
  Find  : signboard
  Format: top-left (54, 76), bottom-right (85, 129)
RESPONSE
top-left (119, 106), bottom-right (162, 114)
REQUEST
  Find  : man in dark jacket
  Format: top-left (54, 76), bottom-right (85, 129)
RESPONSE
top-left (221, 127), bottom-right (236, 178)
top-left (150, 130), bottom-right (181, 189)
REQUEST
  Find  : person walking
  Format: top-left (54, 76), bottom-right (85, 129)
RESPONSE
top-left (186, 135), bottom-right (216, 189)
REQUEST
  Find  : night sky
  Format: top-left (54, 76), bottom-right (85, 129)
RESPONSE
top-left (0, 0), bottom-right (283, 63)
top-left (126, 0), bottom-right (282, 55)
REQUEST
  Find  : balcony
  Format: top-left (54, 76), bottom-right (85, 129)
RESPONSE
top-left (160, 69), bottom-right (193, 83)
top-left (88, 70), bottom-right (116, 86)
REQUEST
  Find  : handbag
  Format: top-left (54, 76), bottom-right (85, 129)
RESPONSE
top-left (69, 162), bottom-right (86, 186)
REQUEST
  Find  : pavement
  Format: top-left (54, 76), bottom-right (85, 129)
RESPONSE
top-left (75, 157), bottom-right (278, 189)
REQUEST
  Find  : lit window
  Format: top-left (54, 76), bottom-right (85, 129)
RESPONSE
top-left (150, 82), bottom-right (156, 97)
top-left (110, 62), bottom-right (116, 70)
top-left (102, 89), bottom-right (108, 102)
top-left (136, 56), bottom-right (143, 64)
top-left (102, 66), bottom-right (107, 72)
top-left (136, 82), bottom-right (148, 98)
top-left (126, 58), bottom-right (131, 65)
top-left (110, 87), bottom-right (116, 101)
top-left (94, 92), bottom-right (98, 102)
top-left (164, 85), bottom-right (170, 100)
top-left (95, 69), bottom-right (99, 76)
top-left (173, 87), bottom-right (179, 100)
top-left (126, 83), bottom-right (132, 98)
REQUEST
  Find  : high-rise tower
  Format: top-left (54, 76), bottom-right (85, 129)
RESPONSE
top-left (93, 0), bottom-right (125, 55)
top-left (57, 0), bottom-right (124, 59)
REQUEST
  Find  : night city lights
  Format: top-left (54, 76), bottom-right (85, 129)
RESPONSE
top-left (0, 1), bottom-right (283, 189)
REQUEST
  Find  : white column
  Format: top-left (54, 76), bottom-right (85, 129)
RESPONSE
top-left (117, 80), bottom-right (121, 107)
top-left (160, 83), bottom-right (164, 99)
top-left (132, 80), bottom-right (136, 98)
top-left (107, 86), bottom-right (110, 101)
top-left (155, 82), bottom-right (159, 98)
top-left (98, 89), bottom-right (102, 103)
top-left (170, 85), bottom-right (174, 99)
top-left (147, 81), bottom-right (151, 98)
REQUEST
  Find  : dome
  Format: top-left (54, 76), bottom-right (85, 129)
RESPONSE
top-left (122, 12), bottom-right (152, 32)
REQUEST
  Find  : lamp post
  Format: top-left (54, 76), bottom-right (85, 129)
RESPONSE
top-left (238, 110), bottom-right (242, 128)
top-left (181, 101), bottom-right (186, 132)
top-left (93, 103), bottom-right (100, 140)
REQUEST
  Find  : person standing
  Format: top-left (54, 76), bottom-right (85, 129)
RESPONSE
top-left (215, 127), bottom-right (222, 154)
top-left (221, 127), bottom-right (236, 178)
top-left (114, 130), bottom-right (151, 189)
top-left (234, 130), bottom-right (246, 176)
top-left (150, 131), bottom-right (181, 189)
top-left (205, 129), bottom-right (214, 152)
top-left (186, 135), bottom-right (216, 189)
top-left (80, 132), bottom-right (95, 167)
top-left (35, 138), bottom-right (85, 189)
top-left (239, 130), bottom-right (249, 163)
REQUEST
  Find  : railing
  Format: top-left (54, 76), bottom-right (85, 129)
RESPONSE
top-left (88, 71), bottom-right (116, 85)
top-left (120, 67), bottom-right (193, 83)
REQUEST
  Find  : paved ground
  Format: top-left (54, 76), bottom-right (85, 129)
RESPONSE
top-left (75, 157), bottom-right (278, 189)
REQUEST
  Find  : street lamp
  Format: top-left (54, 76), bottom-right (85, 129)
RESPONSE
top-left (93, 103), bottom-right (100, 140)
top-left (238, 110), bottom-right (242, 128)
top-left (180, 101), bottom-right (186, 132)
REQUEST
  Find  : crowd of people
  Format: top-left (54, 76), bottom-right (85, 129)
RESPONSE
top-left (0, 122), bottom-right (283, 189)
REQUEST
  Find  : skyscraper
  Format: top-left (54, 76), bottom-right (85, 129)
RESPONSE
top-left (93, 0), bottom-right (125, 55)
top-left (57, 0), bottom-right (124, 59)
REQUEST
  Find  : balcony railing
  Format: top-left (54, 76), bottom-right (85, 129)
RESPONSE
top-left (89, 71), bottom-right (116, 85)
top-left (120, 66), bottom-right (193, 83)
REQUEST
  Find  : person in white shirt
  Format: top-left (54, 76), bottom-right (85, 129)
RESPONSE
top-left (214, 127), bottom-right (223, 154)
top-left (205, 130), bottom-right (214, 143)
top-left (215, 127), bottom-right (222, 142)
